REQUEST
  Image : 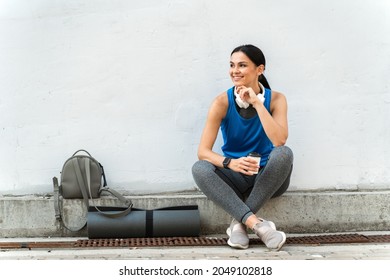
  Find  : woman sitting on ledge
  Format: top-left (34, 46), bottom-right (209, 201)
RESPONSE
top-left (192, 44), bottom-right (293, 250)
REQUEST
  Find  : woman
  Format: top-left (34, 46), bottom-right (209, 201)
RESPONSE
top-left (192, 44), bottom-right (293, 250)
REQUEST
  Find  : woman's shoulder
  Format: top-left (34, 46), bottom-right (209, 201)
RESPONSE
top-left (270, 90), bottom-right (287, 103)
top-left (208, 90), bottom-right (229, 110)
top-left (270, 90), bottom-right (287, 111)
top-left (208, 91), bottom-right (229, 119)
top-left (214, 91), bottom-right (229, 106)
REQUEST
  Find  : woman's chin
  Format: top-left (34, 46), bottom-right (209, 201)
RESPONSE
top-left (232, 81), bottom-right (245, 87)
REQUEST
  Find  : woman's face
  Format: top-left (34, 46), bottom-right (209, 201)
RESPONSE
top-left (229, 51), bottom-right (263, 88)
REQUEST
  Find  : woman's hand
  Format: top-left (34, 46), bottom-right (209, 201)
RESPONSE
top-left (236, 86), bottom-right (262, 107)
top-left (229, 157), bottom-right (260, 175)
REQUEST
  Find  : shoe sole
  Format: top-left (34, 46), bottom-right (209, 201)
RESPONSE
top-left (226, 227), bottom-right (249, 249)
top-left (273, 231), bottom-right (287, 251)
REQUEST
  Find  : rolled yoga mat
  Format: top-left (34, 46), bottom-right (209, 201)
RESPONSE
top-left (87, 205), bottom-right (200, 239)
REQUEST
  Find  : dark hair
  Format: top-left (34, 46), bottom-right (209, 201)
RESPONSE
top-left (231, 44), bottom-right (271, 89)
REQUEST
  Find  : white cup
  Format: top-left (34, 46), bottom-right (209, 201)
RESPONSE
top-left (247, 152), bottom-right (261, 174)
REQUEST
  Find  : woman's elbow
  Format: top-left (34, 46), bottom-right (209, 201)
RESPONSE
top-left (273, 139), bottom-right (286, 147)
top-left (197, 148), bottom-right (206, 160)
top-left (272, 134), bottom-right (288, 147)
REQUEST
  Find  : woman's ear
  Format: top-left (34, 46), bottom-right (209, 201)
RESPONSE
top-left (257, 64), bottom-right (265, 76)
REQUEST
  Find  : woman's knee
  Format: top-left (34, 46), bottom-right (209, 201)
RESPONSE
top-left (192, 160), bottom-right (215, 180)
top-left (269, 146), bottom-right (294, 165)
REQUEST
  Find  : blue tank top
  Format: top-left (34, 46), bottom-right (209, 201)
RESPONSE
top-left (221, 86), bottom-right (274, 167)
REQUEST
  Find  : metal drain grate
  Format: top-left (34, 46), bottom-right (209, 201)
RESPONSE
top-left (74, 237), bottom-right (228, 248)
top-left (284, 234), bottom-right (370, 245)
top-left (72, 234), bottom-right (389, 248)
top-left (364, 235), bottom-right (390, 243)
top-left (1, 234), bottom-right (390, 249)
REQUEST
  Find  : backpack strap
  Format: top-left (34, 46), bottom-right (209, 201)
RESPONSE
top-left (52, 158), bottom-right (94, 232)
top-left (72, 157), bottom-right (91, 209)
top-left (73, 157), bottom-right (133, 219)
top-left (53, 177), bottom-right (61, 220)
top-left (99, 163), bottom-right (108, 187)
top-left (97, 187), bottom-right (133, 217)
top-left (72, 149), bottom-right (92, 157)
top-left (53, 169), bottom-right (88, 232)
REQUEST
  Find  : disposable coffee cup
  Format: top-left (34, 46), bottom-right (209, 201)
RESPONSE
top-left (247, 152), bottom-right (261, 174)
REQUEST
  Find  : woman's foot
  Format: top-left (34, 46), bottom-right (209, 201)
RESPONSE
top-left (226, 219), bottom-right (249, 249)
top-left (252, 219), bottom-right (286, 250)
top-left (260, 218), bottom-right (276, 231)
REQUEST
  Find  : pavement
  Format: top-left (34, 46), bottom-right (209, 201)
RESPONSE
top-left (1, 232), bottom-right (389, 280)
top-left (1, 231), bottom-right (389, 260)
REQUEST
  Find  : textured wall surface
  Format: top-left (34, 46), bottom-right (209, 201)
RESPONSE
top-left (0, 0), bottom-right (389, 194)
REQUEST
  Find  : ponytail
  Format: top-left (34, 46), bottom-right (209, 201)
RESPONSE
top-left (259, 74), bottom-right (271, 90)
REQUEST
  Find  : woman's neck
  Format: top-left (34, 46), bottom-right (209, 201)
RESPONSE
top-left (250, 82), bottom-right (262, 94)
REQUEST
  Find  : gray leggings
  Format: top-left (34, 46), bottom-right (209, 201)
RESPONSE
top-left (192, 146), bottom-right (293, 223)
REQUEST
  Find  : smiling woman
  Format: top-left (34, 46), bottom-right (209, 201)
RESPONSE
top-left (229, 45), bottom-right (270, 90)
top-left (192, 44), bottom-right (294, 251)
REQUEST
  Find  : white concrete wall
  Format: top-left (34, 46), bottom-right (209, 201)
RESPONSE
top-left (0, 0), bottom-right (389, 195)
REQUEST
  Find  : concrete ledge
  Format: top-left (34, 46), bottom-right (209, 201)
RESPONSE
top-left (1, 190), bottom-right (389, 237)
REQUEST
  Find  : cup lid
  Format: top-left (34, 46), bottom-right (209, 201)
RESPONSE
top-left (248, 152), bottom-right (261, 157)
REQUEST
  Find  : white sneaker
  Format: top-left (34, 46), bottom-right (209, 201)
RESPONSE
top-left (260, 219), bottom-right (276, 230)
top-left (226, 219), bottom-right (249, 249)
top-left (252, 220), bottom-right (286, 250)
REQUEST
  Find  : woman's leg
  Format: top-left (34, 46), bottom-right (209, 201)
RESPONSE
top-left (192, 147), bottom-right (293, 250)
top-left (244, 146), bottom-right (294, 221)
top-left (191, 146), bottom-right (293, 224)
top-left (241, 147), bottom-right (293, 250)
top-left (192, 160), bottom-right (254, 222)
